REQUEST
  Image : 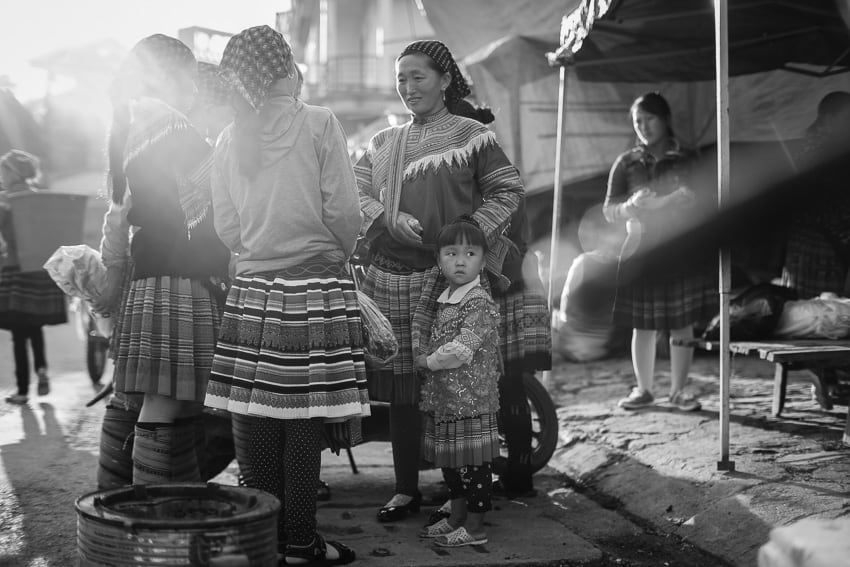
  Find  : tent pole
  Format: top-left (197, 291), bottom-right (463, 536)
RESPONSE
top-left (715, 0), bottom-right (734, 471)
top-left (547, 65), bottom-right (568, 311)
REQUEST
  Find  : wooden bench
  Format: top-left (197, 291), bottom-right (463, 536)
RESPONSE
top-left (685, 339), bottom-right (850, 445)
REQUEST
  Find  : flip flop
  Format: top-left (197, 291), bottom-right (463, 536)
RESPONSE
top-left (419, 518), bottom-right (456, 538)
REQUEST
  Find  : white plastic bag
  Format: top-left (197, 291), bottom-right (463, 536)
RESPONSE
top-left (43, 245), bottom-right (114, 337)
top-left (774, 293), bottom-right (850, 339)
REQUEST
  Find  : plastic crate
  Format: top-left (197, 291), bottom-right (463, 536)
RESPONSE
top-left (8, 191), bottom-right (88, 273)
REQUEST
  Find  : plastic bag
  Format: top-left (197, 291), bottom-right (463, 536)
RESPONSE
top-left (356, 289), bottom-right (398, 368)
top-left (703, 283), bottom-right (798, 341)
top-left (774, 293), bottom-right (850, 339)
top-left (43, 245), bottom-right (114, 336)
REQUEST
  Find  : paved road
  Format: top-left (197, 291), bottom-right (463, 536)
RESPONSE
top-left (0, 327), bottom-right (736, 567)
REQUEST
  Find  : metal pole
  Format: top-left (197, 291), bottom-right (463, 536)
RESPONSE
top-left (715, 0), bottom-right (734, 471)
top-left (547, 65), bottom-right (568, 311)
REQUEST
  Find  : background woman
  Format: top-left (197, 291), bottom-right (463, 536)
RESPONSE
top-left (603, 91), bottom-right (716, 412)
top-left (204, 25), bottom-right (365, 565)
top-left (0, 150), bottom-right (67, 404)
top-left (100, 34), bottom-right (230, 484)
top-left (355, 39), bottom-right (523, 522)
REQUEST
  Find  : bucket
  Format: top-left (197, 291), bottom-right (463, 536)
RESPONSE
top-left (8, 191), bottom-right (88, 272)
top-left (76, 482), bottom-right (280, 567)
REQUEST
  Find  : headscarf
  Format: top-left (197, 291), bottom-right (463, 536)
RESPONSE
top-left (110, 34), bottom-right (196, 103)
top-left (219, 25), bottom-right (296, 111)
top-left (0, 150), bottom-right (40, 185)
top-left (398, 40), bottom-right (471, 105)
top-left (196, 62), bottom-right (231, 108)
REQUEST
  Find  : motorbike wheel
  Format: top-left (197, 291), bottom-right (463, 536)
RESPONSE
top-left (520, 372), bottom-right (559, 474)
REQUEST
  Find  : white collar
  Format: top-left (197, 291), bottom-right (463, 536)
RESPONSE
top-left (437, 275), bottom-right (481, 304)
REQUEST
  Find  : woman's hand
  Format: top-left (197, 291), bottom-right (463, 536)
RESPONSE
top-left (415, 354), bottom-right (429, 370)
top-left (626, 187), bottom-right (665, 211)
top-left (667, 186), bottom-right (697, 208)
top-left (91, 265), bottom-right (124, 314)
top-left (394, 212), bottom-right (424, 246)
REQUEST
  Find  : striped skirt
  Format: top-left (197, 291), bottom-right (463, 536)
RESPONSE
top-left (0, 267), bottom-right (67, 329)
top-left (360, 262), bottom-right (429, 404)
top-left (495, 285), bottom-right (552, 372)
top-left (614, 268), bottom-right (718, 330)
top-left (113, 276), bottom-right (221, 402)
top-left (422, 413), bottom-right (500, 468)
top-left (204, 265), bottom-right (370, 421)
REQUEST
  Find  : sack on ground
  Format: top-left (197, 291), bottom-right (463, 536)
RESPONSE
top-left (356, 289), bottom-right (399, 368)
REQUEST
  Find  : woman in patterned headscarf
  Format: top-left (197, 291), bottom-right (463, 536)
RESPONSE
top-left (203, 25), bottom-right (364, 565)
top-left (354, 39), bottom-right (526, 529)
top-left (97, 33), bottom-right (230, 486)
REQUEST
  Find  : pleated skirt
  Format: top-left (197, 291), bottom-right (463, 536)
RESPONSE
top-left (423, 412), bottom-right (500, 468)
top-left (113, 276), bottom-right (221, 402)
top-left (0, 267), bottom-right (67, 329)
top-left (495, 286), bottom-right (552, 372)
top-left (204, 266), bottom-right (370, 421)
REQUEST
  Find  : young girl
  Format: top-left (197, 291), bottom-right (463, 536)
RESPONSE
top-left (415, 216), bottom-right (501, 547)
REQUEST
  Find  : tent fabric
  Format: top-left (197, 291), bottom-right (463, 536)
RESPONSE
top-left (551, 0), bottom-right (850, 82)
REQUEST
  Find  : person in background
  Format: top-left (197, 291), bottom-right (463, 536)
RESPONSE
top-left (203, 25), bottom-right (365, 565)
top-left (416, 216), bottom-right (500, 547)
top-left (92, 59), bottom-right (235, 489)
top-left (604, 91), bottom-right (716, 412)
top-left (0, 150), bottom-right (67, 404)
top-left (355, 39), bottom-right (523, 523)
top-left (96, 34), bottom-right (230, 485)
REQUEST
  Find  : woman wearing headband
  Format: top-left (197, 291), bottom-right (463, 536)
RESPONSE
top-left (0, 150), bottom-right (67, 405)
top-left (100, 34), bottom-right (230, 485)
top-left (355, 40), bottom-right (524, 523)
top-left (203, 25), bottom-right (365, 565)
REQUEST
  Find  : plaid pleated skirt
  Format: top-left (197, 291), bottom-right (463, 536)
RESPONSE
top-left (613, 267), bottom-right (718, 330)
top-left (113, 276), bottom-right (221, 402)
top-left (0, 267), bottom-right (67, 329)
top-left (204, 264), bottom-right (370, 421)
top-left (360, 260), bottom-right (429, 404)
top-left (423, 412), bottom-right (500, 468)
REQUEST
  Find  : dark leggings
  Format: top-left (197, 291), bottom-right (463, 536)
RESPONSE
top-left (248, 417), bottom-right (324, 546)
top-left (498, 368), bottom-right (534, 489)
top-left (11, 325), bottom-right (45, 395)
top-left (390, 402), bottom-right (423, 497)
top-left (442, 462), bottom-right (493, 513)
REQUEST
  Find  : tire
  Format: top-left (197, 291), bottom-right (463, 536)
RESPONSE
top-left (523, 372), bottom-right (559, 473)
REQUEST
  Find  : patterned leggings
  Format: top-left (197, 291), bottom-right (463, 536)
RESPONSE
top-left (442, 462), bottom-right (492, 513)
top-left (247, 417), bottom-right (324, 546)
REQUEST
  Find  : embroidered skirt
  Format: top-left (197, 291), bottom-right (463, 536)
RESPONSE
top-left (494, 285), bottom-right (552, 373)
top-left (360, 259), bottom-right (429, 404)
top-left (0, 267), bottom-right (67, 329)
top-left (113, 276), bottom-right (221, 402)
top-left (422, 412), bottom-right (500, 468)
top-left (204, 264), bottom-right (370, 421)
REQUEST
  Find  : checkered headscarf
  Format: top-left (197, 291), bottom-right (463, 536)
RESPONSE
top-left (219, 25), bottom-right (295, 111)
top-left (112, 34), bottom-right (196, 102)
top-left (398, 40), bottom-right (471, 103)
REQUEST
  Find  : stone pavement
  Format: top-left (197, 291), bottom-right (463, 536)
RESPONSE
top-left (546, 351), bottom-right (850, 567)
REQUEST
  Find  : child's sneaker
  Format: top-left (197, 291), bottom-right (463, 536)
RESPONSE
top-left (669, 391), bottom-right (702, 412)
top-left (5, 394), bottom-right (28, 405)
top-left (618, 387), bottom-right (654, 409)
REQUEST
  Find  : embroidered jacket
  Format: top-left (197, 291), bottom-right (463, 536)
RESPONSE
top-left (354, 107), bottom-right (523, 275)
top-left (419, 279), bottom-right (501, 423)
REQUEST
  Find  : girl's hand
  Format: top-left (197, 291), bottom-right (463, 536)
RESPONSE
top-left (627, 187), bottom-right (663, 210)
top-left (668, 186), bottom-right (696, 207)
top-left (394, 212), bottom-right (423, 246)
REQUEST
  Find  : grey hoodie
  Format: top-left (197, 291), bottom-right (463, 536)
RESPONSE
top-left (212, 78), bottom-right (361, 275)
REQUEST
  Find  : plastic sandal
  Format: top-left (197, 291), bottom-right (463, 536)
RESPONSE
top-left (434, 526), bottom-right (488, 547)
top-left (419, 518), bottom-right (456, 538)
top-left (283, 534), bottom-right (355, 565)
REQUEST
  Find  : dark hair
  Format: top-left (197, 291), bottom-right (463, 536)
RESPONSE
top-left (435, 214), bottom-right (488, 253)
top-left (630, 91), bottom-right (674, 137)
top-left (407, 50), bottom-right (495, 125)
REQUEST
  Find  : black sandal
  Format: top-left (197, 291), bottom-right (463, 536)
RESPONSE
top-left (282, 534), bottom-right (355, 566)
